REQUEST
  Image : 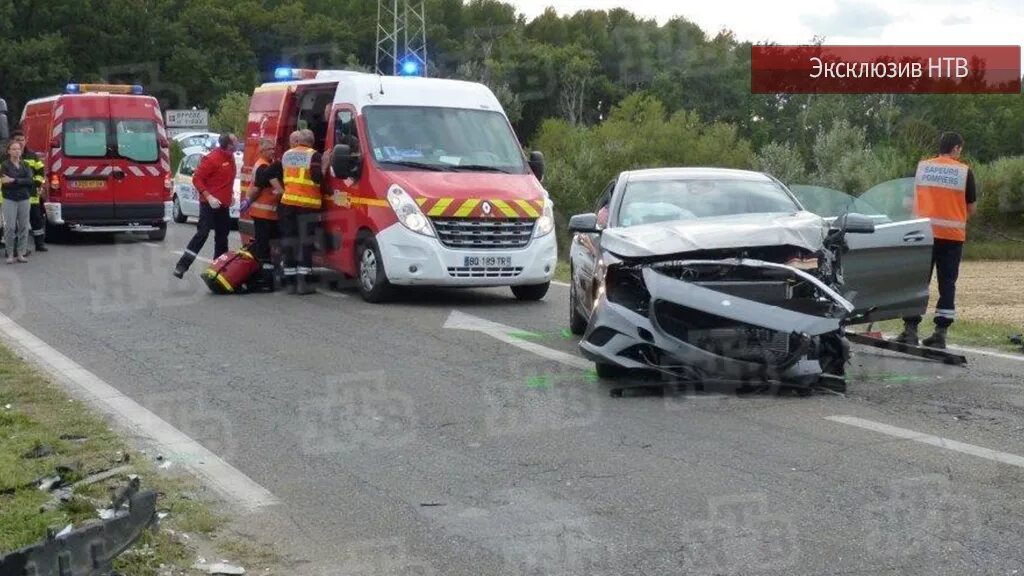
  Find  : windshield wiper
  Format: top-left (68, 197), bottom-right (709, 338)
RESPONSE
top-left (447, 164), bottom-right (513, 174)
top-left (379, 160), bottom-right (449, 171)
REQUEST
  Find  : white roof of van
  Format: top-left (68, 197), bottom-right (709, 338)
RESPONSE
top-left (276, 71), bottom-right (506, 115)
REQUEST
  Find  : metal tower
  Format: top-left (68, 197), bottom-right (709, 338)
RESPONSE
top-left (375, 0), bottom-right (428, 76)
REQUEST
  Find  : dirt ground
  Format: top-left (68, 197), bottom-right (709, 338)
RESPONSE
top-left (942, 261), bottom-right (1024, 326)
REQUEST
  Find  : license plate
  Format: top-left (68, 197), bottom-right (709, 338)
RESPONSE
top-left (71, 180), bottom-right (105, 189)
top-left (464, 255), bottom-right (511, 268)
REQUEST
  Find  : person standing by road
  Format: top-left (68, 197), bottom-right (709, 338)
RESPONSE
top-left (892, 131), bottom-right (977, 349)
top-left (1, 141), bottom-right (36, 264)
top-left (239, 138), bottom-right (284, 290)
top-left (10, 130), bottom-right (48, 254)
top-left (278, 129), bottom-right (323, 295)
top-left (173, 134), bottom-right (238, 278)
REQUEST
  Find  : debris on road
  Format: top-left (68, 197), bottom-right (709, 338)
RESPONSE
top-left (195, 560), bottom-right (247, 575)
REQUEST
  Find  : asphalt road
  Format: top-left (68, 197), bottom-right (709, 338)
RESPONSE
top-left (3, 222), bottom-right (1024, 575)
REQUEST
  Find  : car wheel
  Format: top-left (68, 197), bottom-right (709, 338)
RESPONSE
top-left (172, 195), bottom-right (187, 223)
top-left (568, 267), bottom-right (587, 335)
top-left (595, 362), bottom-right (627, 379)
top-left (357, 237), bottom-right (393, 303)
top-left (819, 331), bottom-right (850, 377)
top-left (511, 282), bottom-right (550, 301)
top-left (148, 223), bottom-right (167, 242)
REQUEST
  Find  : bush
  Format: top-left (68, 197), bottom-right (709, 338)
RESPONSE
top-left (754, 141), bottom-right (807, 184)
top-left (209, 91), bottom-right (250, 137)
top-left (975, 156), bottom-right (1024, 225)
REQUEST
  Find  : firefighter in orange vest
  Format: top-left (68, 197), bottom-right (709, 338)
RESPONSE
top-left (893, 132), bottom-right (977, 349)
top-left (278, 129), bottom-right (324, 295)
top-left (239, 138), bottom-right (284, 291)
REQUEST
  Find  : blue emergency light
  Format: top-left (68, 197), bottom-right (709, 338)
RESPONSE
top-left (399, 60), bottom-right (421, 76)
top-left (66, 83), bottom-right (80, 94)
top-left (274, 67), bottom-right (296, 81)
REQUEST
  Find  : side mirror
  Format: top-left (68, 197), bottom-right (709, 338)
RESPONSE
top-left (528, 150), bottom-right (545, 182)
top-left (834, 212), bottom-right (875, 234)
top-left (331, 143), bottom-right (358, 179)
top-left (568, 212), bottom-right (600, 233)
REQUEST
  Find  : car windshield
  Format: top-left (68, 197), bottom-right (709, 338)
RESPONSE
top-left (63, 119), bottom-right (109, 158)
top-left (617, 178), bottom-right (801, 227)
top-left (116, 120), bottom-right (159, 162)
top-left (179, 134), bottom-right (216, 149)
top-left (363, 106), bottom-right (528, 174)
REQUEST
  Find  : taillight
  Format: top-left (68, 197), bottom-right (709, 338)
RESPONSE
top-left (163, 176), bottom-right (171, 190)
top-left (50, 174), bottom-right (60, 190)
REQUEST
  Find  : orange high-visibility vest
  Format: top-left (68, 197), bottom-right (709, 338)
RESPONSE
top-left (913, 155), bottom-right (969, 242)
top-left (281, 146), bottom-right (321, 209)
top-left (248, 157), bottom-right (279, 221)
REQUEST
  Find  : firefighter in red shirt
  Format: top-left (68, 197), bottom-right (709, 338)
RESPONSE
top-left (173, 134), bottom-right (238, 278)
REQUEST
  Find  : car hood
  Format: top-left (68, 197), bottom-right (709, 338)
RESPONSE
top-left (386, 171), bottom-right (546, 202)
top-left (601, 211), bottom-right (827, 258)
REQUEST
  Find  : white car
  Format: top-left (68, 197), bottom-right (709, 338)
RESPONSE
top-left (172, 131), bottom-right (219, 150)
top-left (171, 145), bottom-right (242, 225)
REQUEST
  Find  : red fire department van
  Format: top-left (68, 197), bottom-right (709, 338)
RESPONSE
top-left (239, 69), bottom-right (556, 302)
top-left (21, 83), bottom-right (172, 241)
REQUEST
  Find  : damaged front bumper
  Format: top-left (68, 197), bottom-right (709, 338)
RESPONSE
top-left (579, 258), bottom-right (854, 385)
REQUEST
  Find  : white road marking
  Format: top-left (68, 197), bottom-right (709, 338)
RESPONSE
top-left (172, 250), bottom-right (213, 264)
top-left (827, 415), bottom-right (1024, 469)
top-left (142, 242), bottom-right (161, 248)
top-left (872, 332), bottom-right (1023, 363)
top-left (0, 311), bottom-right (280, 511)
top-left (445, 310), bottom-right (592, 370)
top-left (551, 280), bottom-right (570, 287)
top-left (315, 288), bottom-right (348, 299)
top-left (947, 344), bottom-right (1024, 363)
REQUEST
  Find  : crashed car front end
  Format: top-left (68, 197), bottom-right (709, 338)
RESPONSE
top-left (581, 235), bottom-right (855, 387)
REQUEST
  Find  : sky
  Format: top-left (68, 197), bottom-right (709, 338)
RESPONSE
top-left (508, 0), bottom-right (1024, 46)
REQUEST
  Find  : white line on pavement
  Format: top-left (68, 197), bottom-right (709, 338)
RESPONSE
top-left (315, 288), bottom-right (348, 299)
top-left (551, 280), bottom-right (570, 287)
top-left (0, 311), bottom-right (280, 511)
top-left (171, 250), bottom-right (213, 264)
top-left (826, 415), bottom-right (1024, 469)
top-left (142, 242), bottom-right (161, 248)
top-left (444, 310), bottom-right (592, 370)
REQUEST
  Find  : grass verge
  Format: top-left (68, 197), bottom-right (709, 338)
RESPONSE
top-left (0, 343), bottom-right (277, 574)
top-left (861, 316), bottom-right (1021, 353)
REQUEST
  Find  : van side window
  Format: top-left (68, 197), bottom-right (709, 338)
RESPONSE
top-left (334, 110), bottom-right (359, 153)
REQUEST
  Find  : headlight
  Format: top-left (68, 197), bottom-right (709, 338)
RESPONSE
top-left (387, 184), bottom-right (434, 237)
top-left (534, 199), bottom-right (554, 237)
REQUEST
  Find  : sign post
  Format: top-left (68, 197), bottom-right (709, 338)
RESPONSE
top-left (164, 109), bottom-right (210, 137)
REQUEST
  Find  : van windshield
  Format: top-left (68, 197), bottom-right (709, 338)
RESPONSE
top-left (63, 119), bottom-right (109, 158)
top-left (116, 120), bottom-right (159, 163)
top-left (363, 106), bottom-right (528, 174)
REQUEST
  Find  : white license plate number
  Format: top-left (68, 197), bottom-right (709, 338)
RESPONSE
top-left (464, 255), bottom-right (511, 268)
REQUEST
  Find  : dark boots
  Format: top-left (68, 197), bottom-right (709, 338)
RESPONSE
top-left (33, 233), bottom-right (48, 253)
top-left (173, 251), bottom-right (196, 279)
top-left (922, 325), bottom-right (948, 349)
top-left (891, 322), bottom-right (919, 346)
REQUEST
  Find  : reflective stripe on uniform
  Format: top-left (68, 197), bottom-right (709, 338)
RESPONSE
top-left (251, 202), bottom-right (277, 213)
top-left (296, 266), bottom-right (312, 276)
top-left (935, 308), bottom-right (957, 319)
top-left (929, 218), bottom-right (966, 230)
top-left (282, 267), bottom-right (297, 276)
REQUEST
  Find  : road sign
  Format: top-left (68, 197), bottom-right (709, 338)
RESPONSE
top-left (165, 109), bottom-right (209, 137)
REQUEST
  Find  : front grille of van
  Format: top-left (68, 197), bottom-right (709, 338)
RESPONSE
top-left (430, 218), bottom-right (535, 250)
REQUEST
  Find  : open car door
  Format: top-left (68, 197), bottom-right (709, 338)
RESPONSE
top-left (788, 180), bottom-right (933, 323)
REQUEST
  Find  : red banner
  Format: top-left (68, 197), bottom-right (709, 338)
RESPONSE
top-left (751, 45), bottom-right (1021, 94)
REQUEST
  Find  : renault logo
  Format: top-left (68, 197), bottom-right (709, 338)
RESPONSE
top-left (481, 201), bottom-right (492, 215)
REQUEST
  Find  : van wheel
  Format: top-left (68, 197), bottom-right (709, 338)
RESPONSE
top-left (512, 282), bottom-right (550, 301)
top-left (148, 223), bottom-right (167, 242)
top-left (172, 196), bottom-right (187, 223)
top-left (45, 222), bottom-right (68, 244)
top-left (357, 237), bottom-right (393, 303)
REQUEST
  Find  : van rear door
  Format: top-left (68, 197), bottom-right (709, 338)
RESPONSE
top-left (109, 96), bottom-right (167, 223)
top-left (60, 101), bottom-right (115, 220)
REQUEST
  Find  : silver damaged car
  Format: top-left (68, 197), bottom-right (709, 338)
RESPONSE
top-left (567, 168), bottom-right (934, 389)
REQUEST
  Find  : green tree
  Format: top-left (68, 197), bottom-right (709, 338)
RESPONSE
top-left (210, 92), bottom-right (251, 137)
